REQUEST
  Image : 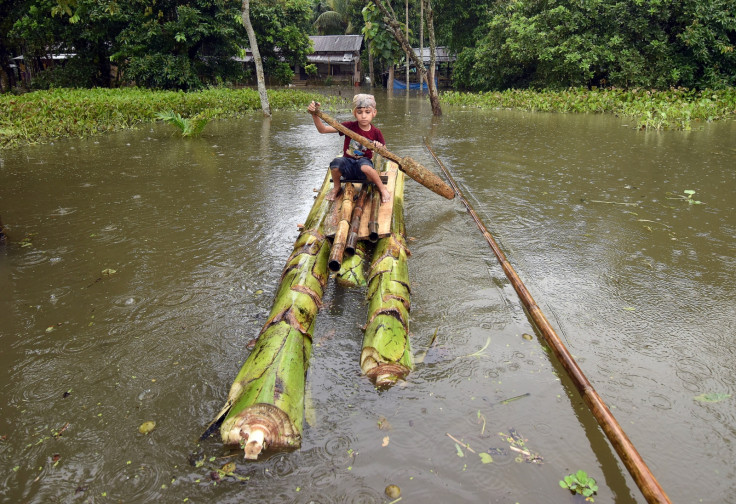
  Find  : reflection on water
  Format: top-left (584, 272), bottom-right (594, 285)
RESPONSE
top-left (1, 91), bottom-right (734, 503)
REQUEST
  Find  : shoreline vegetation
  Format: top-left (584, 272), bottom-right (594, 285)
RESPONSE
top-left (443, 87), bottom-right (736, 131)
top-left (1, 86), bottom-right (735, 149)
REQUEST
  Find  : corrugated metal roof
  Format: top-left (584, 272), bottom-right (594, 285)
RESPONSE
top-left (309, 35), bottom-right (363, 53)
top-left (412, 47), bottom-right (455, 63)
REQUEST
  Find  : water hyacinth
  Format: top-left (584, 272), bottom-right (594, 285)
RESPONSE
top-left (0, 87), bottom-right (346, 149)
top-left (441, 87), bottom-right (736, 131)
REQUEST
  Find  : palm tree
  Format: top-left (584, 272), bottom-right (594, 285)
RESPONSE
top-left (313, 0), bottom-right (356, 35)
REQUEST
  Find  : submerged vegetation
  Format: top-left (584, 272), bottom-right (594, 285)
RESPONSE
top-left (0, 87), bottom-right (345, 149)
top-left (442, 87), bottom-right (736, 131)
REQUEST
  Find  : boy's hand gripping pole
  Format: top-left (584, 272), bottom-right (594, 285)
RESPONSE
top-left (309, 106), bottom-right (455, 200)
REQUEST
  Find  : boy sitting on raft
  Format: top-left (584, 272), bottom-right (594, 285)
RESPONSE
top-left (308, 94), bottom-right (391, 203)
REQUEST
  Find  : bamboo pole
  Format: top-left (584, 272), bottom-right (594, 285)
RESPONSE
top-left (368, 186), bottom-right (380, 243)
top-left (361, 163), bottom-right (413, 387)
top-left (423, 139), bottom-right (672, 504)
top-left (345, 184), bottom-right (370, 256)
top-left (328, 182), bottom-right (356, 272)
top-left (204, 170), bottom-right (333, 459)
top-left (309, 106), bottom-right (455, 200)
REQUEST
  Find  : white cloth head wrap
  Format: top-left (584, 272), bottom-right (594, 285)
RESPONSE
top-left (352, 94), bottom-right (376, 109)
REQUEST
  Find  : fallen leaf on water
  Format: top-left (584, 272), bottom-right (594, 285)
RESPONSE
top-left (377, 416), bottom-right (392, 430)
top-left (101, 268), bottom-right (117, 276)
top-left (138, 421), bottom-right (156, 434)
top-left (694, 393), bottom-right (731, 403)
top-left (385, 484), bottom-right (401, 498)
top-left (455, 443), bottom-right (464, 458)
top-left (382, 436), bottom-right (389, 447)
top-left (221, 462), bottom-right (236, 474)
top-left (479, 452), bottom-right (493, 464)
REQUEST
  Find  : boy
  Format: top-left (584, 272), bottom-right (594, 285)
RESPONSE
top-left (308, 94), bottom-right (391, 203)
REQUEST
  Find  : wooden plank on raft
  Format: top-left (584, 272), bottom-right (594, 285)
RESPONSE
top-left (357, 163), bottom-right (397, 240)
top-left (323, 163), bottom-right (398, 240)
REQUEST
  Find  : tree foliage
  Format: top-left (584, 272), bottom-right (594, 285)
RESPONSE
top-left (452, 0), bottom-right (736, 91)
top-left (2, 0), bottom-right (313, 91)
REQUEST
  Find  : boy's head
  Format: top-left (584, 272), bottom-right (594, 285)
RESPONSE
top-left (353, 93), bottom-right (376, 114)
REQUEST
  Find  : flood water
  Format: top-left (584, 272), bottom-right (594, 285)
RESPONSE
top-left (1, 89), bottom-right (735, 504)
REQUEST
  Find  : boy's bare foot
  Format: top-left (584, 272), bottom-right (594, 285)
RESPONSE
top-left (326, 187), bottom-right (342, 201)
top-left (380, 188), bottom-right (391, 203)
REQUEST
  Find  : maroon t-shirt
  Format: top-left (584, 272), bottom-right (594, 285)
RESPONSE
top-left (339, 121), bottom-right (385, 160)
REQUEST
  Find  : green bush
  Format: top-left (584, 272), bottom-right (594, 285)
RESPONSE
top-left (271, 62), bottom-right (295, 86)
top-left (30, 56), bottom-right (100, 90)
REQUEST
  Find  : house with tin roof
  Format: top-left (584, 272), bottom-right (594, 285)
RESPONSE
top-left (297, 35), bottom-right (364, 85)
top-left (240, 35), bottom-right (364, 86)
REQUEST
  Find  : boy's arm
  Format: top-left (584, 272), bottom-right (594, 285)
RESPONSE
top-left (308, 101), bottom-right (337, 134)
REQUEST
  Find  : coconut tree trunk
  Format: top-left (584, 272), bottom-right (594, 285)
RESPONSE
top-left (213, 171), bottom-right (333, 459)
top-left (361, 163), bottom-right (413, 386)
top-left (242, 0), bottom-right (271, 117)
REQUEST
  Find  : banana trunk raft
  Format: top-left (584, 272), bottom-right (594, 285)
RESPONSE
top-left (210, 159), bottom-right (412, 460)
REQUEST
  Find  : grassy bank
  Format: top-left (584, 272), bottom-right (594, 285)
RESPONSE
top-left (2, 86), bottom-right (735, 149)
top-left (441, 87), bottom-right (736, 130)
top-left (0, 87), bottom-right (345, 149)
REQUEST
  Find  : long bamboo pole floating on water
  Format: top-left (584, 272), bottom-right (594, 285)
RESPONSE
top-left (203, 170), bottom-right (333, 459)
top-left (423, 138), bottom-right (672, 504)
top-left (309, 106), bottom-right (455, 200)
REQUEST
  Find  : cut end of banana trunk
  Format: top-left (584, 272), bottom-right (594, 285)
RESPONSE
top-left (221, 403), bottom-right (301, 460)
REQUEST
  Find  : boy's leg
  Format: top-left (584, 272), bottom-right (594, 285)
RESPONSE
top-left (360, 163), bottom-right (391, 203)
top-left (327, 158), bottom-right (345, 201)
top-left (326, 166), bottom-right (342, 201)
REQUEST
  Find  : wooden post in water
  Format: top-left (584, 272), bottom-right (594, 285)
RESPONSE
top-left (423, 138), bottom-right (672, 504)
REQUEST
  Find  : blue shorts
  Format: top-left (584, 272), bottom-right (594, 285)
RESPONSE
top-left (330, 156), bottom-right (373, 181)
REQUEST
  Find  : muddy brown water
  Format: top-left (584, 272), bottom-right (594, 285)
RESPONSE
top-left (1, 90), bottom-right (735, 503)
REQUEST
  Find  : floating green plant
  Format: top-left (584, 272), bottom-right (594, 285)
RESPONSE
top-left (560, 470), bottom-right (598, 501)
top-left (667, 189), bottom-right (703, 205)
top-left (156, 111), bottom-right (209, 137)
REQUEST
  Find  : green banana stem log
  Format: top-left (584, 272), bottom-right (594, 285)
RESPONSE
top-left (336, 240), bottom-right (368, 287)
top-left (361, 164), bottom-right (413, 387)
top-left (212, 171), bottom-right (333, 459)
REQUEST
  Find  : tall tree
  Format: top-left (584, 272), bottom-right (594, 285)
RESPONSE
top-left (242, 0), bottom-right (270, 116)
top-left (362, 2), bottom-right (403, 89)
top-left (369, 0), bottom-right (442, 115)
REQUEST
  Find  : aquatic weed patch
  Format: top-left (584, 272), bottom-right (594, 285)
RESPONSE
top-left (442, 88), bottom-right (736, 130)
top-left (0, 87), bottom-right (344, 149)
